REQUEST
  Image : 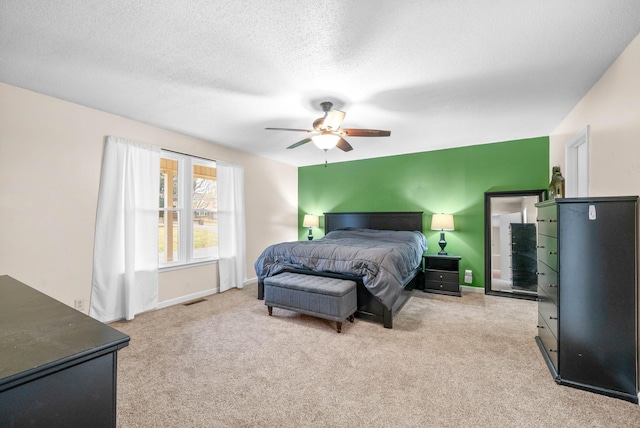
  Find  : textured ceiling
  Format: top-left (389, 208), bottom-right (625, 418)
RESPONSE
top-left (1, 1), bottom-right (639, 166)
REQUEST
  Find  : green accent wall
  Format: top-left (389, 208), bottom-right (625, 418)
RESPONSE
top-left (298, 136), bottom-right (549, 288)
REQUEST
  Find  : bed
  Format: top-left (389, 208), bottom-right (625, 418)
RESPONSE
top-left (255, 212), bottom-right (426, 328)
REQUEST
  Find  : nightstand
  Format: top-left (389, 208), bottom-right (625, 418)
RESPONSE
top-left (423, 254), bottom-right (462, 297)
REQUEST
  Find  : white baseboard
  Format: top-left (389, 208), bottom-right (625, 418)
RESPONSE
top-left (244, 277), bottom-right (258, 285)
top-left (461, 285), bottom-right (484, 293)
top-left (157, 278), bottom-right (257, 311)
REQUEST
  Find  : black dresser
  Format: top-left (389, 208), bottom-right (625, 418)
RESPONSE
top-left (0, 275), bottom-right (130, 426)
top-left (535, 197), bottom-right (638, 403)
top-left (510, 223), bottom-right (537, 292)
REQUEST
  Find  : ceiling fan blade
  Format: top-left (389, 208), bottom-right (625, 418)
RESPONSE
top-left (286, 137), bottom-right (313, 149)
top-left (341, 128), bottom-right (391, 137)
top-left (335, 137), bottom-right (353, 152)
top-left (322, 109), bottom-right (346, 131)
top-left (266, 127), bottom-right (314, 133)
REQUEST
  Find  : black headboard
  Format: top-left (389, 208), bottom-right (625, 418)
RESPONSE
top-left (324, 212), bottom-right (423, 233)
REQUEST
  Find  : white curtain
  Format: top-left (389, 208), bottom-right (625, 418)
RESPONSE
top-left (217, 161), bottom-right (247, 292)
top-left (90, 136), bottom-right (160, 322)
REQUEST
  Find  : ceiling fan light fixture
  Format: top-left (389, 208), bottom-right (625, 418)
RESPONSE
top-left (311, 133), bottom-right (340, 150)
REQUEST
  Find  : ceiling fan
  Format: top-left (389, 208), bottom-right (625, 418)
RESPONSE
top-left (265, 101), bottom-right (391, 152)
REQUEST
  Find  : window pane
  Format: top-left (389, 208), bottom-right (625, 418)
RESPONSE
top-left (159, 172), bottom-right (166, 208)
top-left (160, 158), bottom-right (179, 209)
top-left (193, 165), bottom-right (217, 259)
top-left (159, 210), bottom-right (180, 263)
top-left (192, 169), bottom-right (216, 211)
top-left (193, 212), bottom-right (218, 259)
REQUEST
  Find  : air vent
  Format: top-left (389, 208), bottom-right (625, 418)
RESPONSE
top-left (183, 298), bottom-right (207, 306)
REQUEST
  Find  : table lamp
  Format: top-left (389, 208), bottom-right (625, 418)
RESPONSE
top-left (431, 213), bottom-right (454, 255)
top-left (303, 214), bottom-right (319, 240)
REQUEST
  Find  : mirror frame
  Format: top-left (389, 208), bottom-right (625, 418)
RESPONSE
top-left (484, 189), bottom-right (546, 300)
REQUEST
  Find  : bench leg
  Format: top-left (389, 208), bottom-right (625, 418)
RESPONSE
top-left (336, 321), bottom-right (342, 333)
top-left (267, 306), bottom-right (272, 316)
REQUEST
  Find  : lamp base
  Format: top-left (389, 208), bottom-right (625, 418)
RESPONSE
top-left (307, 228), bottom-right (313, 240)
top-left (438, 231), bottom-right (447, 255)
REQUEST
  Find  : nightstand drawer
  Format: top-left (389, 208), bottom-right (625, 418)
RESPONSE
top-left (425, 270), bottom-right (459, 284)
top-left (425, 279), bottom-right (459, 293)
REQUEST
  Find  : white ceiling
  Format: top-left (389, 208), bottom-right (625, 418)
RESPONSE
top-left (2, 1), bottom-right (639, 167)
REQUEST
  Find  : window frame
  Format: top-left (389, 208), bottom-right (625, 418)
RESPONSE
top-left (159, 150), bottom-right (217, 270)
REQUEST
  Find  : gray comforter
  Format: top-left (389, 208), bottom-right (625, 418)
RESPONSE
top-left (254, 228), bottom-right (427, 309)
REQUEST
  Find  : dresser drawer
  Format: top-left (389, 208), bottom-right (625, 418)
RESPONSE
top-left (536, 261), bottom-right (558, 305)
top-left (538, 288), bottom-right (558, 337)
top-left (425, 282), bottom-right (459, 293)
top-left (537, 312), bottom-right (559, 370)
top-left (537, 205), bottom-right (558, 237)
top-left (536, 235), bottom-right (558, 271)
top-left (425, 270), bottom-right (458, 284)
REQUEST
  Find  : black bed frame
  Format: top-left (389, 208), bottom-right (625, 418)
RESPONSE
top-left (257, 211), bottom-right (424, 329)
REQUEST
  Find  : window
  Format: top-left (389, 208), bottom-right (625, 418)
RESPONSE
top-left (159, 151), bottom-right (218, 268)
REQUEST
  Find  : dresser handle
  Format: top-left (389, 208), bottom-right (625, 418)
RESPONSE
top-left (549, 349), bottom-right (558, 353)
top-left (536, 272), bottom-right (545, 276)
top-left (537, 325), bottom-right (544, 329)
top-left (549, 316), bottom-right (558, 320)
top-left (549, 219), bottom-right (557, 223)
top-left (549, 251), bottom-right (557, 255)
top-left (537, 245), bottom-right (545, 249)
top-left (548, 284), bottom-right (557, 288)
top-left (536, 218), bottom-right (544, 222)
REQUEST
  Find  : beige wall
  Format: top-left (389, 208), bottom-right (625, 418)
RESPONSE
top-left (0, 82), bottom-right (298, 311)
top-left (550, 32), bottom-right (640, 196)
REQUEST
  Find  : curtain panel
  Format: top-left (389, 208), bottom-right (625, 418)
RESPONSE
top-left (217, 161), bottom-right (247, 292)
top-left (90, 136), bottom-right (160, 322)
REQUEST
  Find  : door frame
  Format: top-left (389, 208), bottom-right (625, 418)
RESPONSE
top-left (565, 126), bottom-right (589, 197)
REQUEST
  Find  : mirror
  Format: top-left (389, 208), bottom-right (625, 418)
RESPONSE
top-left (484, 189), bottom-right (545, 300)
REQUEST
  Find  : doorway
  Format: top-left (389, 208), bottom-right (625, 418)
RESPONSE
top-left (565, 126), bottom-right (589, 197)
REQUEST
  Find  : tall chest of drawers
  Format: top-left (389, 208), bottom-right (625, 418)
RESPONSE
top-left (535, 197), bottom-right (638, 403)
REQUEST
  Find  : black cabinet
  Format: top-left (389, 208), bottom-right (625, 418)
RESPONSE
top-left (423, 254), bottom-right (462, 296)
top-left (535, 197), bottom-right (638, 403)
top-left (0, 276), bottom-right (130, 426)
top-left (510, 223), bottom-right (537, 292)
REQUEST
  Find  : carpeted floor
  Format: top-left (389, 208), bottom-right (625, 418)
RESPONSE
top-left (111, 283), bottom-right (640, 427)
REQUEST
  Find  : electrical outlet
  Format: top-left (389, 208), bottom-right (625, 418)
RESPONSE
top-left (74, 299), bottom-right (86, 311)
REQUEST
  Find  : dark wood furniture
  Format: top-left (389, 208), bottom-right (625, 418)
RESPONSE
top-left (257, 211), bottom-right (423, 328)
top-left (535, 197), bottom-right (638, 403)
top-left (510, 223), bottom-right (537, 292)
top-left (0, 275), bottom-right (130, 426)
top-left (423, 254), bottom-right (462, 296)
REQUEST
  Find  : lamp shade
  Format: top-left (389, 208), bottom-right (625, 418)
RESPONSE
top-left (303, 214), bottom-right (319, 228)
top-left (431, 213), bottom-right (454, 231)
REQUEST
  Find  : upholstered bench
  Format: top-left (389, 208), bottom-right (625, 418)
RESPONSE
top-left (264, 272), bottom-right (357, 333)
